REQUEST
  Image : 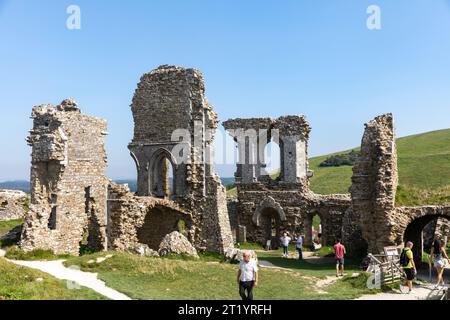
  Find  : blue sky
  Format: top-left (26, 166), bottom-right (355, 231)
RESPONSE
top-left (0, 0), bottom-right (450, 180)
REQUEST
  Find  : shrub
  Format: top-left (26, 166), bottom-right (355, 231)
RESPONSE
top-left (319, 150), bottom-right (360, 167)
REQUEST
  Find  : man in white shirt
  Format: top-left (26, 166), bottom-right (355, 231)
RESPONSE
top-left (237, 251), bottom-right (259, 300)
top-left (280, 233), bottom-right (292, 258)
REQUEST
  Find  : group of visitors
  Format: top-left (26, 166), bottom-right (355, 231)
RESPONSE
top-left (237, 233), bottom-right (348, 300)
top-left (279, 232), bottom-right (309, 260)
top-left (400, 238), bottom-right (449, 294)
top-left (237, 233), bottom-right (346, 300)
top-left (238, 232), bottom-right (449, 300)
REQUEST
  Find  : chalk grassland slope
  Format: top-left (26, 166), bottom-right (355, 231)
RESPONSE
top-left (304, 129), bottom-right (450, 206)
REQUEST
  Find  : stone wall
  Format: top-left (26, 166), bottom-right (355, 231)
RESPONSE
top-left (0, 190), bottom-right (28, 221)
top-left (423, 218), bottom-right (450, 249)
top-left (20, 99), bottom-right (109, 255)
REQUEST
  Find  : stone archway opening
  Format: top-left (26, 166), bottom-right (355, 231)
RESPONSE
top-left (403, 215), bottom-right (450, 268)
top-left (305, 212), bottom-right (324, 247)
top-left (260, 207), bottom-right (282, 249)
top-left (312, 214), bottom-right (322, 244)
top-left (137, 205), bottom-right (192, 250)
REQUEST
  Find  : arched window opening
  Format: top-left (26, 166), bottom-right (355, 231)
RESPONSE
top-left (264, 141), bottom-right (280, 180)
top-left (150, 150), bottom-right (176, 199)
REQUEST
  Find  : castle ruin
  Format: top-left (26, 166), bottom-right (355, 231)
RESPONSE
top-left (21, 99), bottom-right (109, 255)
top-left (19, 65), bottom-right (450, 265)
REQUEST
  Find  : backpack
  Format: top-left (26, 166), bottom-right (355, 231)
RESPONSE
top-left (400, 249), bottom-right (409, 267)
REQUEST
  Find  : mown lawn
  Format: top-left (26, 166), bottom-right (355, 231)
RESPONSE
top-left (0, 258), bottom-right (106, 300)
top-left (64, 251), bottom-right (378, 300)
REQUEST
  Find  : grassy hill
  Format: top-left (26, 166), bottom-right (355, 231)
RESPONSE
top-left (309, 129), bottom-right (450, 205)
top-left (227, 129), bottom-right (450, 206)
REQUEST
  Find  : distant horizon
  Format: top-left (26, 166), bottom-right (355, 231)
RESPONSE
top-left (2, 126), bottom-right (448, 182)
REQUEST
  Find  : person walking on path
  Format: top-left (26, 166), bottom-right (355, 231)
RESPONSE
top-left (400, 241), bottom-right (417, 294)
top-left (296, 234), bottom-right (304, 260)
top-left (333, 239), bottom-right (346, 277)
top-left (280, 233), bottom-right (292, 258)
top-left (430, 239), bottom-right (449, 289)
top-left (237, 251), bottom-right (259, 300)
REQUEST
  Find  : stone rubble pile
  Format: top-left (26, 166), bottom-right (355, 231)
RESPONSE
top-left (158, 231), bottom-right (199, 258)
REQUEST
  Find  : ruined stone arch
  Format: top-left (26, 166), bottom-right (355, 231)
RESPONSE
top-left (136, 203), bottom-right (194, 250)
top-left (395, 206), bottom-right (450, 267)
top-left (148, 147), bottom-right (178, 198)
top-left (253, 196), bottom-right (286, 227)
top-left (129, 151), bottom-right (140, 171)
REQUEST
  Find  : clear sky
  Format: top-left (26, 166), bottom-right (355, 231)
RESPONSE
top-left (0, 0), bottom-right (449, 181)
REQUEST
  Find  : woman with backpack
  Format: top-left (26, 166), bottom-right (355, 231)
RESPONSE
top-left (430, 239), bottom-right (449, 289)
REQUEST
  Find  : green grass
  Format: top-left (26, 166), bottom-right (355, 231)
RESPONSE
top-left (0, 219), bottom-right (23, 248)
top-left (0, 219), bottom-right (23, 236)
top-left (5, 246), bottom-right (71, 261)
top-left (0, 257), bottom-right (105, 300)
top-left (63, 251), bottom-right (377, 300)
top-left (314, 245), bottom-right (334, 258)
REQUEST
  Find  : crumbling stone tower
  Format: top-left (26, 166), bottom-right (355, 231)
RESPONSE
top-left (128, 65), bottom-right (233, 253)
top-left (20, 99), bottom-right (108, 255)
top-left (350, 113), bottom-right (398, 254)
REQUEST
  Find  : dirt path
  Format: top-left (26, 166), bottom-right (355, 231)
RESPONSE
top-left (2, 254), bottom-right (131, 300)
top-left (356, 282), bottom-right (446, 300)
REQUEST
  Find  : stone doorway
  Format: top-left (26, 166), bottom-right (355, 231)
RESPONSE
top-left (260, 207), bottom-right (281, 249)
top-left (404, 215), bottom-right (450, 267)
top-left (305, 212), bottom-right (323, 247)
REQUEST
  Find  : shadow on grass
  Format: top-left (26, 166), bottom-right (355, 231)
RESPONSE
top-left (258, 250), bottom-right (362, 277)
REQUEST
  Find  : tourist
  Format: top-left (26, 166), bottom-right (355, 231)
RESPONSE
top-left (237, 251), bottom-right (259, 301)
top-left (333, 239), bottom-right (346, 277)
top-left (400, 241), bottom-right (416, 294)
top-left (318, 224), bottom-right (322, 241)
top-left (296, 234), bottom-right (304, 260)
top-left (280, 232), bottom-right (292, 258)
top-left (430, 239), bottom-right (449, 289)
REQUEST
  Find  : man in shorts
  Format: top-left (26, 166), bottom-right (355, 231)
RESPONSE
top-left (333, 239), bottom-right (346, 277)
top-left (401, 241), bottom-right (417, 294)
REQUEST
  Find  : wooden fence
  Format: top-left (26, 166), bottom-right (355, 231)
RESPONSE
top-left (367, 253), bottom-right (404, 286)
